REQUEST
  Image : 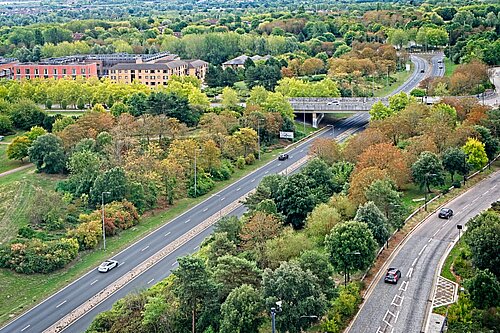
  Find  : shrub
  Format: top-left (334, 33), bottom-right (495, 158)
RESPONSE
top-left (67, 220), bottom-right (102, 250)
top-left (0, 238), bottom-right (79, 274)
top-left (321, 283), bottom-right (363, 333)
top-left (452, 180), bottom-right (462, 188)
top-left (188, 172), bottom-right (215, 197)
top-left (78, 200), bottom-right (140, 237)
top-left (245, 153), bottom-right (256, 165)
top-left (235, 156), bottom-right (246, 169)
top-left (45, 99), bottom-right (52, 109)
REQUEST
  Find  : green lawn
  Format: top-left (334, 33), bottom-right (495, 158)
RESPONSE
top-left (0, 145), bottom-right (26, 174)
top-left (444, 58), bottom-right (457, 77)
top-left (46, 110), bottom-right (85, 117)
top-left (440, 238), bottom-right (466, 283)
top-left (0, 147), bottom-right (297, 324)
top-left (374, 63), bottom-right (415, 97)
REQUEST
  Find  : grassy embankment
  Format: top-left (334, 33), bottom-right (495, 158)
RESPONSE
top-left (0, 127), bottom-right (320, 324)
top-left (373, 62), bottom-right (415, 97)
top-left (444, 58), bottom-right (458, 77)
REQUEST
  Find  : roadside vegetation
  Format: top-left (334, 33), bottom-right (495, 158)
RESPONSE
top-left (437, 202), bottom-right (500, 333)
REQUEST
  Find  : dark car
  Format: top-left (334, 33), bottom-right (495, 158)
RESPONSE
top-left (438, 208), bottom-right (453, 219)
top-left (98, 259), bottom-right (119, 273)
top-left (420, 69), bottom-right (425, 73)
top-left (384, 268), bottom-right (402, 284)
top-left (278, 153), bottom-right (289, 161)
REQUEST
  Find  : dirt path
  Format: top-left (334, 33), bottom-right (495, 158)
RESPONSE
top-left (0, 164), bottom-right (34, 178)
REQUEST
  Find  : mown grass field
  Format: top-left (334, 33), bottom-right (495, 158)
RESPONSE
top-left (0, 145), bottom-right (26, 174)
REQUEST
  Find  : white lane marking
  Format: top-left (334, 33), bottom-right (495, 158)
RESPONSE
top-left (220, 197), bottom-right (225, 201)
top-left (203, 208), bottom-right (208, 212)
top-left (399, 281), bottom-right (408, 291)
top-left (118, 262), bottom-right (125, 267)
top-left (236, 187), bottom-right (241, 191)
top-left (484, 189), bottom-right (490, 195)
top-left (251, 178), bottom-right (256, 182)
top-left (471, 197), bottom-right (478, 203)
top-left (90, 279), bottom-right (98, 286)
top-left (141, 245), bottom-right (150, 252)
top-left (193, 245), bottom-right (199, 251)
top-left (56, 300), bottom-right (67, 308)
top-left (147, 278), bottom-right (154, 284)
top-left (432, 228), bottom-right (441, 237)
top-left (412, 258), bottom-right (418, 267)
top-left (394, 310), bottom-right (400, 323)
top-left (463, 203), bottom-right (470, 209)
top-left (376, 326), bottom-right (383, 333)
top-left (164, 232), bottom-right (171, 237)
top-left (418, 244), bottom-right (428, 256)
top-left (184, 219), bottom-right (191, 224)
top-left (265, 170), bottom-right (269, 174)
top-left (391, 295), bottom-right (404, 307)
top-left (407, 267), bottom-right (413, 278)
top-left (21, 325), bottom-right (31, 332)
top-left (300, 149), bottom-right (304, 152)
top-left (428, 238), bottom-right (432, 243)
top-left (172, 261), bottom-right (178, 266)
top-left (277, 163), bottom-right (282, 167)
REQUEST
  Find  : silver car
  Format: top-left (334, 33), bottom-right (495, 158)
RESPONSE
top-left (98, 259), bottom-right (119, 273)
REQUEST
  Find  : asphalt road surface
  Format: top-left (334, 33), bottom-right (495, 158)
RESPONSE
top-left (348, 171), bottom-right (500, 333)
top-left (390, 54), bottom-right (428, 96)
top-left (1, 114), bottom-right (369, 333)
top-left (430, 53), bottom-right (445, 78)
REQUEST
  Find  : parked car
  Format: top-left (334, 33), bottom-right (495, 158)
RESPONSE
top-left (278, 153), bottom-right (289, 161)
top-left (384, 268), bottom-right (402, 284)
top-left (98, 259), bottom-right (119, 273)
top-left (438, 208), bottom-right (453, 219)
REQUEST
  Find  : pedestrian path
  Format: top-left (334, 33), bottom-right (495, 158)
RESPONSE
top-left (0, 164), bottom-right (33, 178)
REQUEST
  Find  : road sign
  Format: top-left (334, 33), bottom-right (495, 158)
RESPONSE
top-left (280, 131), bottom-right (294, 139)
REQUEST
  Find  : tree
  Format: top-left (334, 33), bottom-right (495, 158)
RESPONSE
top-left (66, 149), bottom-right (101, 197)
top-left (465, 269), bottom-right (500, 310)
top-left (298, 250), bottom-right (336, 299)
top-left (6, 136), bottom-right (30, 161)
top-left (365, 179), bottom-right (405, 229)
top-left (465, 217), bottom-right (500, 277)
top-left (10, 99), bottom-right (46, 130)
top-left (28, 133), bottom-right (66, 174)
top-left (369, 101), bottom-right (393, 120)
top-left (309, 138), bottom-right (341, 165)
top-left (442, 147), bottom-right (469, 182)
top-left (349, 167), bottom-right (389, 205)
top-left (474, 125), bottom-right (499, 162)
top-left (173, 256), bottom-right (217, 333)
top-left (52, 116), bottom-right (75, 133)
top-left (214, 216), bottom-right (243, 244)
top-left (305, 203), bottom-right (343, 243)
top-left (220, 285), bottom-right (264, 333)
top-left (325, 221), bottom-right (377, 281)
top-left (214, 255), bottom-right (262, 300)
top-left (89, 167), bottom-right (128, 207)
top-left (388, 92), bottom-right (413, 113)
top-left (0, 115), bottom-right (13, 135)
top-left (462, 137), bottom-right (488, 170)
top-left (221, 87), bottom-right (239, 109)
top-left (411, 152), bottom-right (445, 192)
top-left (262, 261), bottom-right (327, 333)
top-left (355, 202), bottom-right (390, 246)
top-left (206, 233), bottom-right (237, 267)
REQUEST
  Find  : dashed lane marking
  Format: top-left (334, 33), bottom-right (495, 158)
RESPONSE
top-left (432, 228), bottom-right (441, 237)
top-left (21, 325), bottom-right (30, 332)
top-left (428, 238), bottom-right (432, 243)
top-left (220, 197), bottom-right (225, 201)
top-left (418, 244), bottom-right (428, 256)
top-left (184, 219), bottom-right (191, 224)
top-left (203, 208), bottom-right (208, 212)
top-left (399, 281), bottom-right (408, 292)
top-left (171, 261), bottom-right (178, 267)
top-left (391, 295), bottom-right (404, 307)
top-left (56, 300), bottom-right (67, 309)
top-left (412, 258), bottom-right (418, 267)
top-left (236, 187), bottom-right (241, 191)
top-left (118, 262), bottom-right (125, 267)
top-left (251, 178), bottom-right (256, 183)
top-left (90, 280), bottom-right (98, 286)
top-left (407, 268), bottom-right (413, 278)
top-left (265, 170), bottom-right (269, 174)
top-left (164, 232), bottom-right (171, 237)
top-left (141, 245), bottom-right (149, 252)
top-left (147, 279), bottom-right (154, 284)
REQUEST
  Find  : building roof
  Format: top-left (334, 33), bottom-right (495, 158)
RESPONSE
top-left (223, 54), bottom-right (271, 66)
top-left (110, 63), bottom-right (169, 71)
top-left (186, 59), bottom-right (208, 68)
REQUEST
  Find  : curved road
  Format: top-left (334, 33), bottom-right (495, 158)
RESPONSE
top-left (348, 171), bottom-right (500, 333)
top-left (0, 55), bottom-right (431, 333)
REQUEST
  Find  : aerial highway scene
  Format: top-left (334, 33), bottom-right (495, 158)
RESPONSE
top-left (0, 1), bottom-right (498, 333)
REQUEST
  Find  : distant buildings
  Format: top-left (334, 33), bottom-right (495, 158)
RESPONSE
top-left (0, 52), bottom-right (208, 84)
top-left (222, 54), bottom-right (271, 70)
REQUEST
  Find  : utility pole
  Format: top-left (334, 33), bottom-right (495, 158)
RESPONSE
top-left (101, 191), bottom-right (110, 250)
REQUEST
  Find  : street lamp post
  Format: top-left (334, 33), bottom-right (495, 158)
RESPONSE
top-left (101, 191), bottom-right (111, 250)
top-left (271, 301), bottom-right (282, 333)
top-left (457, 224), bottom-right (463, 239)
top-left (194, 148), bottom-right (201, 197)
top-left (257, 118), bottom-right (264, 160)
top-left (303, 111), bottom-right (306, 134)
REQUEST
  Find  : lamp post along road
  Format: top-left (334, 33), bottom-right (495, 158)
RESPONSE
top-left (101, 191), bottom-right (111, 250)
top-left (257, 118), bottom-right (264, 160)
top-left (344, 251), bottom-right (361, 286)
top-left (424, 173), bottom-right (437, 211)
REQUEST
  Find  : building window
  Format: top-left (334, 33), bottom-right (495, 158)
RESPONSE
top-left (16, 69), bottom-right (20, 75)
top-left (54, 69), bottom-right (57, 75)
top-left (25, 69), bottom-right (30, 74)
top-left (81, 69), bottom-right (85, 74)
top-left (72, 68), bottom-right (76, 75)
top-left (63, 69), bottom-right (67, 75)
top-left (145, 76), bottom-right (149, 79)
top-left (34, 68), bottom-right (39, 75)
top-left (44, 68), bottom-right (48, 75)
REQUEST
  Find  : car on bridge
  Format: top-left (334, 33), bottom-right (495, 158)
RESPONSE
top-left (384, 268), bottom-right (402, 284)
top-left (327, 100), bottom-right (340, 105)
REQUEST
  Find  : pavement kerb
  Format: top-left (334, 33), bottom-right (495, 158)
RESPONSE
top-left (345, 164), bottom-right (500, 333)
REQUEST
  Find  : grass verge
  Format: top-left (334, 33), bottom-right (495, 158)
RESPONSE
top-left (374, 63), bottom-right (414, 97)
top-left (440, 238), bottom-right (466, 283)
top-left (0, 138), bottom-right (311, 325)
top-left (0, 145), bottom-right (26, 174)
top-left (444, 58), bottom-right (457, 77)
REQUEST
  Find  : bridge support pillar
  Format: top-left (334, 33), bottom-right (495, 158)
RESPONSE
top-left (312, 112), bottom-right (318, 128)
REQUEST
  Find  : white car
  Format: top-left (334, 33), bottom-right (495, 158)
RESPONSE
top-left (327, 100), bottom-right (340, 105)
top-left (98, 259), bottom-right (119, 273)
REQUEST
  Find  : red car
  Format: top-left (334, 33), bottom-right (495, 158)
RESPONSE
top-left (384, 268), bottom-right (402, 284)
